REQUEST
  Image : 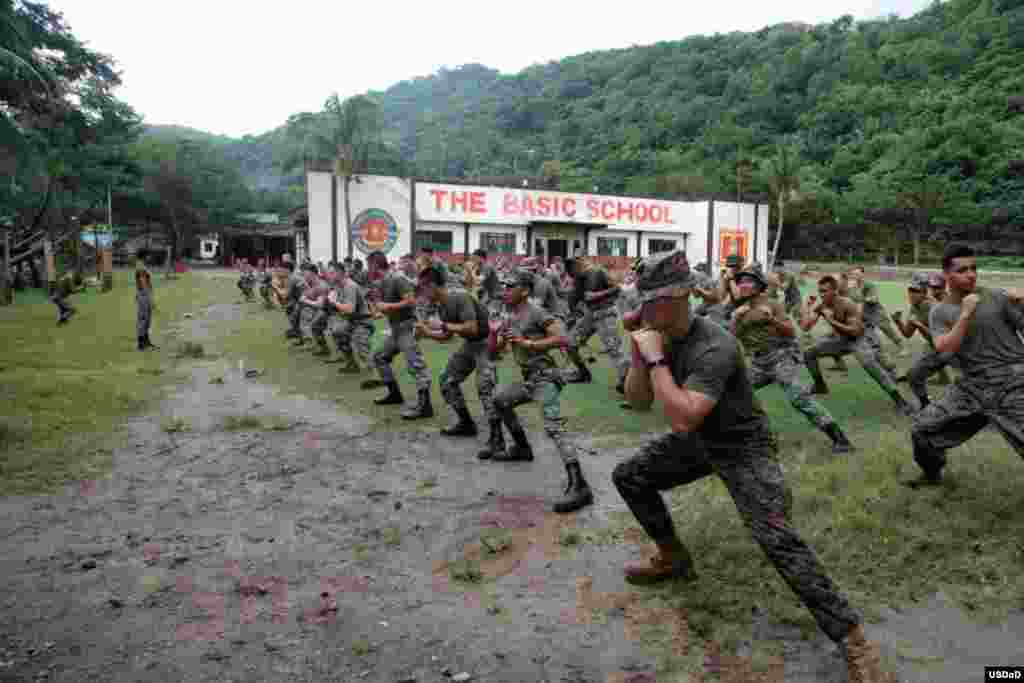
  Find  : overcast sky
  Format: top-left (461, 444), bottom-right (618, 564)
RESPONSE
top-left (50, 0), bottom-right (930, 138)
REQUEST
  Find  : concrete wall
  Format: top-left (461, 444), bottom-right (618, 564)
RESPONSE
top-left (343, 175), bottom-right (414, 259)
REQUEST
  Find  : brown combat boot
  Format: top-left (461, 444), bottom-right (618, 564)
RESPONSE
top-left (624, 538), bottom-right (697, 585)
top-left (842, 624), bottom-right (889, 683)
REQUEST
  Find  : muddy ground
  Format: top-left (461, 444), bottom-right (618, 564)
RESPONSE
top-left (1, 289), bottom-right (1022, 682)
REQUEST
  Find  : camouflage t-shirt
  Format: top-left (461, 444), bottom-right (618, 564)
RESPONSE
top-left (733, 296), bottom-right (793, 356)
top-left (665, 316), bottom-right (770, 444)
top-left (439, 290), bottom-right (489, 342)
top-left (379, 271), bottom-right (416, 326)
top-left (929, 286), bottom-right (1024, 377)
top-left (506, 302), bottom-right (561, 374)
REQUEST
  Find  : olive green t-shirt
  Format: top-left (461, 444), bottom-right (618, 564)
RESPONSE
top-left (909, 299), bottom-right (936, 347)
top-left (929, 286), bottom-right (1024, 376)
top-left (733, 296), bottom-right (792, 356)
top-left (666, 317), bottom-right (769, 444)
top-left (506, 302), bottom-right (561, 374)
top-left (379, 272), bottom-right (416, 326)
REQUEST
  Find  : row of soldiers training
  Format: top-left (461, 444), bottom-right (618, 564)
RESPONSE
top-left (229, 242), bottom-right (1023, 683)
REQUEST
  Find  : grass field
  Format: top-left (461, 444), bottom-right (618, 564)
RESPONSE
top-left (3, 270), bottom-right (1024, 656)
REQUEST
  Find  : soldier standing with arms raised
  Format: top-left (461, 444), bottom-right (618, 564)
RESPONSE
top-left (565, 256), bottom-right (629, 392)
top-left (365, 250), bottom-right (434, 420)
top-left (907, 244), bottom-right (1024, 487)
top-left (730, 269), bottom-right (854, 453)
top-left (612, 251), bottom-right (887, 682)
top-left (415, 264), bottom-right (503, 457)
top-left (489, 268), bottom-right (594, 513)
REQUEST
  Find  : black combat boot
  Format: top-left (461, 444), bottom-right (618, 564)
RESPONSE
top-left (823, 422), bottom-right (854, 454)
top-left (144, 334), bottom-right (159, 350)
top-left (568, 364), bottom-right (592, 384)
top-left (360, 377), bottom-right (386, 389)
top-left (137, 335), bottom-right (146, 351)
top-left (311, 337), bottom-right (330, 357)
top-left (441, 405), bottom-right (477, 437)
top-left (477, 420), bottom-right (506, 460)
top-left (491, 416), bottom-right (534, 462)
top-left (809, 372), bottom-right (830, 395)
top-left (374, 381), bottom-right (405, 406)
top-left (552, 461), bottom-right (594, 513)
top-left (401, 388), bottom-right (434, 420)
top-left (903, 437), bottom-right (945, 489)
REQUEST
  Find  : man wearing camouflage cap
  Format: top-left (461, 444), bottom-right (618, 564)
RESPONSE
top-left (890, 273), bottom-right (954, 408)
top-left (521, 256), bottom-right (567, 318)
top-left (613, 250), bottom-right (888, 682)
top-left (730, 267), bottom-right (854, 453)
top-left (489, 267), bottom-right (593, 513)
top-left (415, 263), bottom-right (501, 456)
top-left (328, 265), bottom-right (375, 374)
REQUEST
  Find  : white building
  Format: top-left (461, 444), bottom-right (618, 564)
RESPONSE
top-left (306, 172), bottom-right (769, 269)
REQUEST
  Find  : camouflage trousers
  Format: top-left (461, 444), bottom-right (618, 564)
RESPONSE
top-left (237, 279), bottom-right (253, 300)
top-left (698, 303), bottom-right (730, 329)
top-left (749, 347), bottom-right (836, 430)
top-left (906, 349), bottom-right (954, 406)
top-left (569, 307), bottom-right (628, 383)
top-left (440, 339), bottom-right (498, 423)
top-left (493, 369), bottom-right (579, 465)
top-left (911, 370), bottom-right (1024, 478)
top-left (864, 326), bottom-right (898, 376)
top-left (136, 291), bottom-right (152, 337)
top-left (331, 317), bottom-right (375, 365)
top-left (310, 309), bottom-right (331, 343)
top-left (259, 284), bottom-right (273, 307)
top-left (804, 334), bottom-right (900, 397)
top-left (373, 320), bottom-right (432, 391)
top-left (285, 300), bottom-right (302, 336)
top-left (611, 431), bottom-right (861, 643)
top-left (865, 304), bottom-right (903, 349)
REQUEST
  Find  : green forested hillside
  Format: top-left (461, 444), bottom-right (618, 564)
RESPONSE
top-left (155, 0), bottom-right (1024, 260)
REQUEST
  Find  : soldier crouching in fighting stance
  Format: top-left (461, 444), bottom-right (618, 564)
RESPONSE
top-left (414, 264), bottom-right (502, 458)
top-left (488, 268), bottom-right (594, 513)
top-left (611, 251), bottom-right (886, 682)
top-left (364, 250), bottom-right (434, 420)
top-left (907, 244), bottom-right (1024, 488)
top-left (730, 267), bottom-right (854, 454)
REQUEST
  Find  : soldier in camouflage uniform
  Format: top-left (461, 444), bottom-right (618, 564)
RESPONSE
top-left (490, 268), bottom-right (594, 513)
top-left (730, 269), bottom-right (854, 453)
top-left (280, 260), bottom-right (307, 341)
top-left (365, 250), bottom-right (434, 420)
top-left (890, 273), bottom-right (953, 408)
top-left (135, 258), bottom-right (157, 351)
top-left (415, 264), bottom-right (502, 457)
top-left (908, 244), bottom-right (1024, 488)
top-left (800, 275), bottom-right (915, 416)
top-left (613, 250), bottom-right (887, 683)
top-left (565, 257), bottom-right (629, 392)
top-left (842, 267), bottom-right (905, 370)
top-left (301, 269), bottom-right (334, 356)
top-left (257, 259), bottom-right (274, 309)
top-left (237, 260), bottom-right (255, 302)
top-left (328, 267), bottom-right (375, 373)
top-left (715, 253), bottom-right (747, 322)
top-left (470, 249), bottom-right (502, 319)
top-left (521, 256), bottom-right (568, 319)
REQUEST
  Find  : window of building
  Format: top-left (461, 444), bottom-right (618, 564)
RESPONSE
top-left (414, 231), bottom-right (454, 254)
top-left (649, 239), bottom-right (677, 254)
top-left (596, 237), bottom-right (628, 257)
top-left (481, 233), bottom-right (516, 254)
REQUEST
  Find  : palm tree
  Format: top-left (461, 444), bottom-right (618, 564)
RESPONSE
top-left (765, 144), bottom-right (801, 272)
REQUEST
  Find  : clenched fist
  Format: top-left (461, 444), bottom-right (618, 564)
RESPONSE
top-left (630, 329), bottom-right (665, 364)
top-left (960, 293), bottom-right (981, 318)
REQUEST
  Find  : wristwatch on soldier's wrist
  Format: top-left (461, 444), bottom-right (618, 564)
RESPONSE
top-left (645, 356), bottom-right (668, 371)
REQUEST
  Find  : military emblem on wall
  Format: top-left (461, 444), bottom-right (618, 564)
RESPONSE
top-left (350, 209), bottom-right (399, 255)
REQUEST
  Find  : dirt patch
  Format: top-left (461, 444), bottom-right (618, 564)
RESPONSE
top-left (1, 294), bottom-right (1022, 682)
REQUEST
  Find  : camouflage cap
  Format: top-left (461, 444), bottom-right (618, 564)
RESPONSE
top-left (636, 251), bottom-right (696, 303)
top-left (500, 267), bottom-right (535, 289)
top-left (908, 272), bottom-right (930, 291)
top-left (928, 273), bottom-right (946, 288)
top-left (734, 268), bottom-right (767, 290)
